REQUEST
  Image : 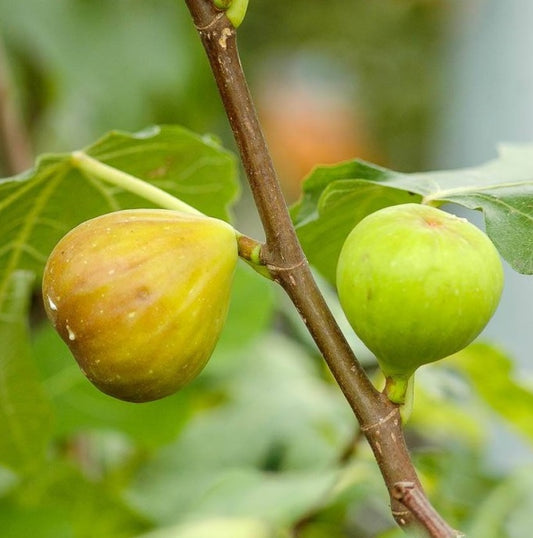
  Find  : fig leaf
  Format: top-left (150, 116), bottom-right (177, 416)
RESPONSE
top-left (292, 144), bottom-right (533, 281)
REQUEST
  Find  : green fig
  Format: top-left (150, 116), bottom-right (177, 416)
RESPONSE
top-left (336, 203), bottom-right (504, 403)
top-left (42, 209), bottom-right (238, 403)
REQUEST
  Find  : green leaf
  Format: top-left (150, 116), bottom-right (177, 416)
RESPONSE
top-left (414, 444), bottom-right (496, 531)
top-left (84, 126), bottom-right (238, 218)
top-left (412, 145), bottom-right (533, 275)
top-left (130, 466), bottom-right (338, 528)
top-left (448, 343), bottom-right (533, 444)
top-left (3, 460), bottom-right (149, 538)
top-left (290, 161), bottom-right (422, 283)
top-left (291, 145), bottom-right (533, 282)
top-left (466, 467), bottom-right (533, 538)
top-left (291, 160), bottom-right (401, 225)
top-left (0, 125), bottom-right (239, 310)
top-left (127, 334), bottom-right (354, 525)
top-left (0, 271), bottom-right (53, 472)
top-left (0, 502), bottom-right (73, 538)
top-left (409, 366), bottom-right (485, 446)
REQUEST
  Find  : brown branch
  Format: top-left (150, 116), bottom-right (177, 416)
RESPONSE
top-left (0, 38), bottom-right (32, 175)
top-left (183, 2), bottom-right (461, 536)
top-left (392, 482), bottom-right (465, 537)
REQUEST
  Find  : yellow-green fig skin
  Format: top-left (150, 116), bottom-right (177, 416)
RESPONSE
top-left (336, 203), bottom-right (504, 381)
top-left (42, 209), bottom-right (238, 403)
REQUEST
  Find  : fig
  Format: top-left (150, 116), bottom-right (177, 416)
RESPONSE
top-left (42, 209), bottom-right (238, 403)
top-left (336, 203), bottom-right (503, 403)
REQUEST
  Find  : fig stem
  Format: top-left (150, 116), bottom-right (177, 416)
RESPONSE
top-left (237, 233), bottom-right (272, 279)
top-left (225, 0), bottom-right (249, 27)
top-left (212, 0), bottom-right (249, 27)
top-left (400, 375), bottom-right (415, 424)
top-left (70, 151), bottom-right (204, 216)
top-left (384, 374), bottom-right (412, 405)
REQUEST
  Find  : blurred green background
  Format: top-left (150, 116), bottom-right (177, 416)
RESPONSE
top-left (1, 1), bottom-right (533, 537)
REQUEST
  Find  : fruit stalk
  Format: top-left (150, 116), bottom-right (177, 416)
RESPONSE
top-left (184, 1), bottom-right (461, 536)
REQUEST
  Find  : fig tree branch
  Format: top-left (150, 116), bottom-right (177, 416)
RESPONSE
top-left (392, 483), bottom-right (465, 538)
top-left (183, 2), bottom-right (461, 536)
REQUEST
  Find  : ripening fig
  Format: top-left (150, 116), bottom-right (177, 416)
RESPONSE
top-left (42, 209), bottom-right (238, 403)
top-left (336, 203), bottom-right (504, 403)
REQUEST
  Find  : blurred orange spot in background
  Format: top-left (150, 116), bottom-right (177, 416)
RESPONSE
top-left (256, 61), bottom-right (381, 202)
